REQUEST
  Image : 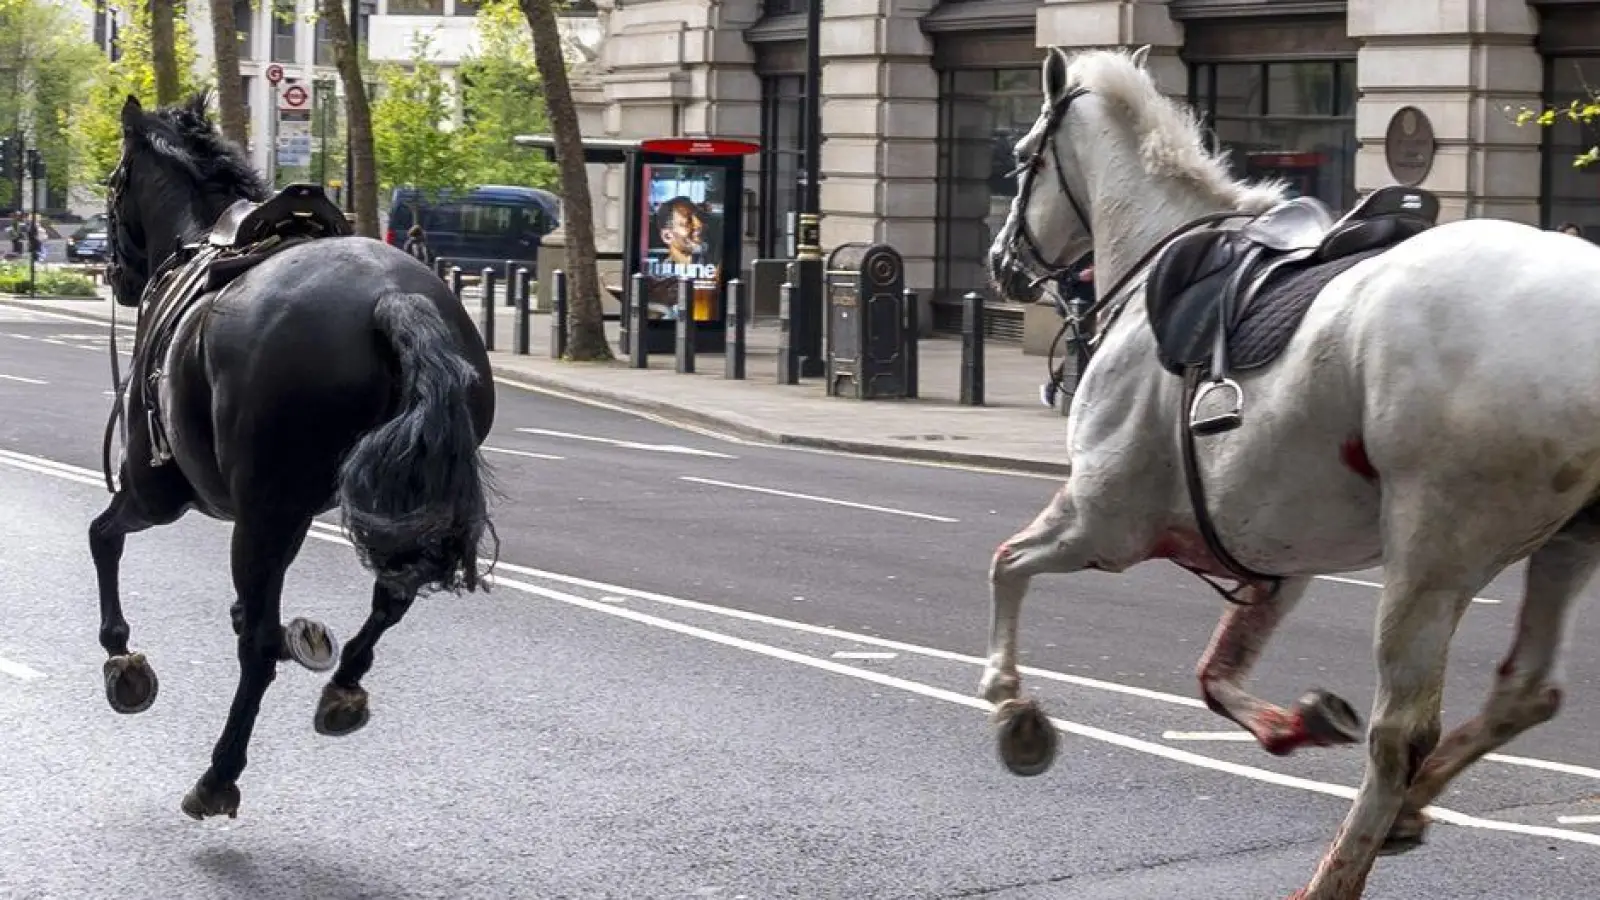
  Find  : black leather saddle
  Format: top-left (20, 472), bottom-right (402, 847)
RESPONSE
top-left (1147, 185), bottom-right (1440, 435)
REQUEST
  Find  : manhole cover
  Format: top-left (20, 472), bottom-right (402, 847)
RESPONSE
top-left (889, 434), bottom-right (970, 442)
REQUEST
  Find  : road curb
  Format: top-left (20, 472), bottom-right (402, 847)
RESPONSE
top-left (488, 363), bottom-right (1073, 478)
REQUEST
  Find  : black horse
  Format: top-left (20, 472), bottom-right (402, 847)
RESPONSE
top-left (95, 93), bottom-right (497, 819)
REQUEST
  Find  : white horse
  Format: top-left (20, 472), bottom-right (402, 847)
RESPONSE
top-left (980, 45), bottom-right (1600, 899)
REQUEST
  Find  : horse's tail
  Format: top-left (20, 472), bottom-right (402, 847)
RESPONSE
top-left (336, 291), bottom-right (496, 595)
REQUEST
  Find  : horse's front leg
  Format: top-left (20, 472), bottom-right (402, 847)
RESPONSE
top-left (313, 579), bottom-right (416, 737)
top-left (181, 514), bottom-right (311, 820)
top-left (1197, 578), bottom-right (1363, 755)
top-left (90, 485), bottom-right (184, 715)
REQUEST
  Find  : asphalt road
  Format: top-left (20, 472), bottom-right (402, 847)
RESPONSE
top-left (1, 303), bottom-right (1598, 899)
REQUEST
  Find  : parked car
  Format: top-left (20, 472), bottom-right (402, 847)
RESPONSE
top-left (66, 214), bottom-right (110, 263)
top-left (385, 185), bottom-right (561, 276)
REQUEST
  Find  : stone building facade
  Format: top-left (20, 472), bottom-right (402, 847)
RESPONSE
top-left (573, 0), bottom-right (1600, 337)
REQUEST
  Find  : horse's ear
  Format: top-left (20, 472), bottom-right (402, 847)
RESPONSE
top-left (120, 95), bottom-right (143, 130)
top-left (1043, 46), bottom-right (1071, 105)
top-left (1129, 44), bottom-right (1152, 69)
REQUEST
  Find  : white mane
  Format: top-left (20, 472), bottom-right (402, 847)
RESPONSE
top-left (1064, 49), bottom-right (1288, 215)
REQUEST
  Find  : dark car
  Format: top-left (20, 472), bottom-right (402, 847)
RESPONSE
top-left (66, 214), bottom-right (110, 263)
top-left (385, 185), bottom-right (560, 276)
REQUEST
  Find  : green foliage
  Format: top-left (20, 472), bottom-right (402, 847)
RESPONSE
top-left (0, 262), bottom-right (99, 296)
top-left (457, 0), bottom-right (558, 190)
top-left (0, 0), bottom-right (104, 207)
top-left (1512, 95), bottom-right (1600, 170)
top-left (370, 33), bottom-right (471, 202)
top-left (69, 0), bottom-right (209, 198)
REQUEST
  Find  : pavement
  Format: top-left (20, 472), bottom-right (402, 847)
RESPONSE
top-left (0, 286), bottom-right (1077, 475)
top-left (2, 301), bottom-right (1599, 898)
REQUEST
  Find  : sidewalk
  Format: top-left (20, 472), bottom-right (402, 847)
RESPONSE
top-left (1, 289), bottom-right (1076, 476)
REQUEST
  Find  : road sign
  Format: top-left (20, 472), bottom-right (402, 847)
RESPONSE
top-left (279, 84), bottom-right (310, 111)
top-left (266, 63), bottom-right (284, 85)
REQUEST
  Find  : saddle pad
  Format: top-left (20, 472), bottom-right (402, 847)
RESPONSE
top-left (1218, 247), bottom-right (1386, 377)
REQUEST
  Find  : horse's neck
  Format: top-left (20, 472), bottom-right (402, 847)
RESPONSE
top-left (146, 191), bottom-right (235, 265)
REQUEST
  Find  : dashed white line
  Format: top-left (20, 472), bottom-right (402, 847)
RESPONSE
top-left (0, 373), bottom-right (46, 384)
top-left (516, 426), bottom-right (737, 459)
top-left (0, 656), bottom-right (45, 680)
top-left (482, 445), bottom-right (565, 461)
top-left (1558, 815), bottom-right (1600, 825)
top-left (679, 475), bottom-right (960, 523)
top-left (1163, 731), bottom-right (1256, 742)
top-left (1315, 573), bottom-right (1501, 605)
top-left (832, 651), bottom-right (898, 660)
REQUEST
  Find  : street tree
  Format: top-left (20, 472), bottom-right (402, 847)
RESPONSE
top-left (318, 0), bottom-right (379, 237)
top-left (149, 0), bottom-right (183, 106)
top-left (0, 0), bottom-right (102, 209)
top-left (515, 0), bottom-right (611, 362)
top-left (208, 0), bottom-right (250, 147)
top-left (1514, 92), bottom-right (1600, 170)
top-left (370, 35), bottom-right (471, 223)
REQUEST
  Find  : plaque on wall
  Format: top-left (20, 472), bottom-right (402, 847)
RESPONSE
top-left (1385, 106), bottom-right (1437, 186)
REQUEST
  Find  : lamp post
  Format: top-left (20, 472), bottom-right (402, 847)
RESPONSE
top-left (794, 0), bottom-right (825, 377)
top-left (344, 0), bottom-right (360, 214)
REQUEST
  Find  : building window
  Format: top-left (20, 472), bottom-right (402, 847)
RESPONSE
top-left (1188, 60), bottom-right (1357, 212)
top-left (388, 0), bottom-right (446, 13)
top-left (315, 17), bottom-right (334, 65)
top-left (234, 0), bottom-right (254, 56)
top-left (935, 67), bottom-right (1041, 308)
top-left (271, 0), bottom-right (297, 63)
top-left (454, 0), bottom-right (481, 14)
top-left (758, 74), bottom-right (804, 259)
top-left (1542, 57), bottom-right (1600, 237)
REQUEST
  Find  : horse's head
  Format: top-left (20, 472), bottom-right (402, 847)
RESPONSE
top-left (106, 93), bottom-right (269, 306)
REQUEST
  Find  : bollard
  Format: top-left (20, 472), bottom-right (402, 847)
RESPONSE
top-left (479, 267), bottom-right (497, 352)
top-left (434, 257), bottom-right (451, 282)
top-left (777, 281), bottom-right (799, 385)
top-left (674, 276), bottom-right (696, 374)
top-left (449, 266), bottom-right (463, 306)
top-left (514, 266), bottom-right (532, 356)
top-left (503, 260), bottom-right (518, 306)
top-left (960, 290), bottom-right (985, 406)
top-left (550, 268), bottom-right (569, 360)
top-left (724, 278), bottom-right (745, 380)
top-left (629, 272), bottom-right (649, 369)
top-left (902, 287), bottom-right (919, 400)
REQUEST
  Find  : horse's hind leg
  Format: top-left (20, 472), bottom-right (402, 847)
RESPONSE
top-left (313, 579), bottom-right (417, 737)
top-left (1197, 578), bottom-right (1363, 756)
top-left (181, 513), bottom-right (311, 820)
top-left (1381, 527), bottom-right (1598, 854)
top-left (90, 488), bottom-right (183, 714)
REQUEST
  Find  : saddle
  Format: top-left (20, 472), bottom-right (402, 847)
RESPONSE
top-left (124, 183), bottom-right (352, 466)
top-left (1147, 185), bottom-right (1440, 435)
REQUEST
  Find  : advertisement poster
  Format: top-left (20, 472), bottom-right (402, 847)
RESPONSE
top-left (638, 163), bottom-right (725, 322)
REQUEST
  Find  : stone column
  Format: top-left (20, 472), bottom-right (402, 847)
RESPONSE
top-left (818, 0), bottom-right (940, 292)
top-left (1035, 0), bottom-right (1186, 97)
top-left (1351, 0), bottom-right (1542, 223)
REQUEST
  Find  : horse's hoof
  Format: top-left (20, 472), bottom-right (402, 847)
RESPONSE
top-left (993, 698), bottom-right (1058, 777)
top-left (103, 653), bottom-right (159, 714)
top-left (1378, 809), bottom-right (1430, 856)
top-left (979, 667), bottom-right (1021, 705)
top-left (180, 780), bottom-right (241, 820)
top-left (283, 617), bottom-right (340, 672)
top-left (1294, 689), bottom-right (1363, 746)
top-left (314, 682), bottom-right (370, 737)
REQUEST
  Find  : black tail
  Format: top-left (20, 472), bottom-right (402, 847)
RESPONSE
top-left (338, 292), bottom-right (496, 595)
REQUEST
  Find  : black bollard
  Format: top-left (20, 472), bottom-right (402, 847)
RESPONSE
top-left (724, 278), bottom-right (745, 380)
top-left (902, 287), bottom-right (919, 400)
top-left (550, 268), bottom-right (569, 360)
top-left (434, 257), bottom-right (450, 282)
top-left (675, 276), bottom-right (696, 374)
top-left (449, 266), bottom-right (463, 306)
top-left (479, 267), bottom-right (497, 352)
top-left (960, 290), bottom-right (985, 406)
top-left (503, 259), bottom-right (518, 306)
top-left (777, 281), bottom-right (799, 385)
top-left (515, 266), bottom-right (532, 356)
top-left (629, 272), bottom-right (648, 369)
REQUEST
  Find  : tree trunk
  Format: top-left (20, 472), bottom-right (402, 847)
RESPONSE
top-left (320, 0), bottom-right (379, 238)
top-left (149, 0), bottom-right (182, 106)
top-left (518, 0), bottom-right (611, 361)
top-left (208, 0), bottom-right (248, 147)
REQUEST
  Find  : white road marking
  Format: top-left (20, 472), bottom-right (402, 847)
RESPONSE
top-left (4, 459), bottom-right (1591, 790)
top-left (832, 651), bottom-right (898, 660)
top-left (1558, 815), bottom-right (1600, 825)
top-left (291, 525), bottom-right (1600, 850)
top-left (0, 373), bottom-right (46, 384)
top-left (679, 475), bottom-right (960, 523)
top-left (516, 426), bottom-right (737, 459)
top-left (1163, 731), bottom-right (1256, 742)
top-left (1315, 573), bottom-right (1500, 605)
top-left (0, 305), bottom-right (135, 332)
top-left (0, 656), bottom-right (45, 680)
top-left (482, 445), bottom-right (564, 461)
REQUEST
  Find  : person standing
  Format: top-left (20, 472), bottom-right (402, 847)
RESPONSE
top-left (401, 224), bottom-right (431, 266)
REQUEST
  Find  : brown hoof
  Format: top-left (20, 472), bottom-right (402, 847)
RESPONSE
top-left (1294, 689), bottom-right (1363, 746)
top-left (181, 780), bottom-right (241, 820)
top-left (103, 653), bottom-right (159, 714)
top-left (993, 698), bottom-right (1058, 777)
top-left (314, 682), bottom-right (370, 737)
top-left (283, 617), bottom-right (340, 672)
top-left (1378, 809), bottom-right (1430, 856)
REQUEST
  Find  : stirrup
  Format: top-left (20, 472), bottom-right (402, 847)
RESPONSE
top-left (1189, 377), bottom-right (1244, 436)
